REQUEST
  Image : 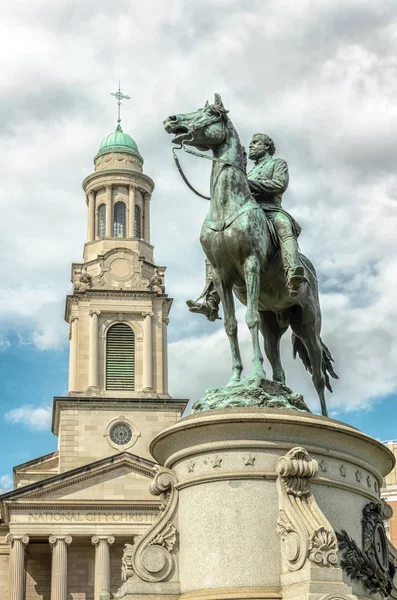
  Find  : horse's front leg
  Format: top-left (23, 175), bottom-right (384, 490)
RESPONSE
top-left (212, 272), bottom-right (243, 385)
top-left (244, 255), bottom-right (267, 380)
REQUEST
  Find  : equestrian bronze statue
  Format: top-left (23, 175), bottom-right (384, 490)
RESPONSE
top-left (164, 94), bottom-right (337, 416)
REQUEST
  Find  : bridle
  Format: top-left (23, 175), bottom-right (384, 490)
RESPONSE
top-left (171, 108), bottom-right (246, 201)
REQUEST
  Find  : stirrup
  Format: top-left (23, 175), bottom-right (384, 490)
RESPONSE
top-left (287, 266), bottom-right (305, 297)
top-left (186, 299), bottom-right (220, 322)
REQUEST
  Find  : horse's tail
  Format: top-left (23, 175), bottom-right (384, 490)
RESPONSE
top-left (292, 334), bottom-right (339, 392)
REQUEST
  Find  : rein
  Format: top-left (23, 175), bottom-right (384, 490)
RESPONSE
top-left (171, 116), bottom-right (246, 201)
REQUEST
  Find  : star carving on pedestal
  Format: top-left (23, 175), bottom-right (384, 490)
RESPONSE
top-left (187, 461), bottom-right (195, 473)
top-left (355, 470), bottom-right (362, 482)
top-left (211, 456), bottom-right (223, 468)
top-left (367, 475), bottom-right (371, 488)
top-left (243, 454), bottom-right (256, 466)
top-left (319, 459), bottom-right (328, 473)
top-left (339, 465), bottom-right (346, 478)
top-left (374, 480), bottom-right (378, 494)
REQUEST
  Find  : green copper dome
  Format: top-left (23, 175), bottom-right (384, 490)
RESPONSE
top-left (96, 125), bottom-right (143, 162)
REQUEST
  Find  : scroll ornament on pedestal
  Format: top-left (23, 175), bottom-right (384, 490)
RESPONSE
top-left (121, 466), bottom-right (178, 583)
top-left (276, 446), bottom-right (338, 571)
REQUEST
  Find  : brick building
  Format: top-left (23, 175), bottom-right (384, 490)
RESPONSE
top-left (381, 440), bottom-right (397, 547)
top-left (0, 111), bottom-right (187, 599)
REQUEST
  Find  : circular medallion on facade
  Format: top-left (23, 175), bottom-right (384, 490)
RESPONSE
top-left (109, 257), bottom-right (132, 280)
top-left (109, 422), bottom-right (133, 446)
top-left (104, 415), bottom-right (141, 451)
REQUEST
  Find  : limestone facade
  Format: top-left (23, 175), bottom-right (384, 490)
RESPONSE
top-left (0, 123), bottom-right (188, 599)
top-left (381, 440), bottom-right (397, 546)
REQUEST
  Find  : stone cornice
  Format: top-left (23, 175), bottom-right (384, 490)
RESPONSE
top-left (52, 396), bottom-right (188, 435)
top-left (64, 290), bottom-right (174, 323)
top-left (82, 169), bottom-right (154, 195)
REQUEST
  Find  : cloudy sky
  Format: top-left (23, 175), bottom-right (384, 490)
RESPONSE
top-left (0, 0), bottom-right (396, 491)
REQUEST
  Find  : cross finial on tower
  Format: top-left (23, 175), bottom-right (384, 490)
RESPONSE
top-left (110, 81), bottom-right (131, 132)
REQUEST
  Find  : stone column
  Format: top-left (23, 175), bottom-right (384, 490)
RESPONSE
top-left (49, 535), bottom-right (72, 600)
top-left (142, 312), bottom-right (153, 391)
top-left (105, 184), bottom-right (112, 238)
top-left (6, 534), bottom-right (29, 600)
top-left (128, 184), bottom-right (136, 238)
top-left (87, 190), bottom-right (95, 242)
top-left (143, 192), bottom-right (151, 243)
top-left (91, 535), bottom-right (115, 600)
top-left (162, 317), bottom-right (169, 394)
top-left (88, 310), bottom-right (100, 389)
top-left (68, 317), bottom-right (79, 392)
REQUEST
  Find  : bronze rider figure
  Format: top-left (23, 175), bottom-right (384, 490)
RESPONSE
top-left (187, 133), bottom-right (304, 321)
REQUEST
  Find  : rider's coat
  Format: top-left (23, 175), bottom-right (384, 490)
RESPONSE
top-left (248, 155), bottom-right (301, 237)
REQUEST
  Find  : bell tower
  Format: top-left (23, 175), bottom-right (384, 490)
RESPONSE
top-left (65, 91), bottom-right (171, 399)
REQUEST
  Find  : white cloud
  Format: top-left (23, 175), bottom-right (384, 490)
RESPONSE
top-left (4, 405), bottom-right (52, 431)
top-left (0, 474), bottom-right (12, 494)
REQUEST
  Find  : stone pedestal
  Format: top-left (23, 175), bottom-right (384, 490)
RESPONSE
top-left (116, 408), bottom-right (396, 600)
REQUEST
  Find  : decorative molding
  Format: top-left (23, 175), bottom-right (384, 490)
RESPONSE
top-left (6, 534), bottom-right (29, 547)
top-left (125, 466), bottom-right (178, 583)
top-left (49, 534), bottom-right (72, 547)
top-left (91, 535), bottom-right (115, 546)
top-left (276, 447), bottom-right (338, 572)
top-left (337, 501), bottom-right (395, 597)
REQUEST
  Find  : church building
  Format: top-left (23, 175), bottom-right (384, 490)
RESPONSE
top-left (0, 106), bottom-right (187, 600)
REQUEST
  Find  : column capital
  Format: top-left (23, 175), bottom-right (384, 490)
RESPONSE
top-left (70, 316), bottom-right (79, 324)
top-left (89, 310), bottom-right (101, 317)
top-left (88, 190), bottom-right (95, 199)
top-left (142, 311), bottom-right (154, 318)
top-left (128, 183), bottom-right (137, 192)
top-left (91, 535), bottom-right (115, 546)
top-left (6, 534), bottom-right (29, 547)
top-left (143, 191), bottom-right (151, 201)
top-left (105, 184), bottom-right (112, 193)
top-left (162, 317), bottom-right (170, 325)
top-left (49, 535), bottom-right (72, 548)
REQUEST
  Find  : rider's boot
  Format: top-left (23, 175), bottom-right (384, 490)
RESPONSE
top-left (187, 286), bottom-right (221, 322)
top-left (281, 236), bottom-right (305, 297)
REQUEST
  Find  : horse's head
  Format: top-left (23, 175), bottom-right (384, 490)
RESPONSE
top-left (164, 93), bottom-right (228, 151)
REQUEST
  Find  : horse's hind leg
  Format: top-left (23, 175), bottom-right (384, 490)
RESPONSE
top-left (260, 311), bottom-right (288, 384)
top-left (244, 255), bottom-right (266, 379)
top-left (290, 305), bottom-right (328, 417)
top-left (212, 272), bottom-right (243, 386)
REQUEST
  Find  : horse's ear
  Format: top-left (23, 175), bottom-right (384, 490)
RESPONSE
top-left (204, 100), bottom-right (209, 108)
top-left (214, 93), bottom-right (224, 108)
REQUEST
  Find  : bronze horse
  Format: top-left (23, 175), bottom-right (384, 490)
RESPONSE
top-left (164, 94), bottom-right (337, 416)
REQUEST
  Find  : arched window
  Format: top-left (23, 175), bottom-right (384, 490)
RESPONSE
top-left (106, 323), bottom-right (135, 391)
top-left (134, 205), bottom-right (142, 238)
top-left (98, 204), bottom-right (106, 239)
top-left (113, 202), bottom-right (126, 238)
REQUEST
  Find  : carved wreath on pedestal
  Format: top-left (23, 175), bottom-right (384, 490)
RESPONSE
top-left (337, 501), bottom-right (395, 597)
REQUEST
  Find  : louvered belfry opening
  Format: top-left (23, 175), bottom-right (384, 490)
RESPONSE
top-left (106, 323), bottom-right (135, 391)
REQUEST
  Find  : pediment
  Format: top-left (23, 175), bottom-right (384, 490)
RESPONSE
top-left (15, 452), bottom-right (59, 474)
top-left (4, 453), bottom-right (156, 503)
